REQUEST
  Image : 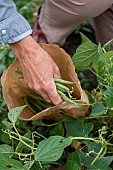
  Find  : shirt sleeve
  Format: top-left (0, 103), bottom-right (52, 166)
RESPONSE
top-left (0, 0), bottom-right (33, 45)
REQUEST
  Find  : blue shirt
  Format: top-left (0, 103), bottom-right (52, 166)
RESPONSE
top-left (0, 0), bottom-right (32, 45)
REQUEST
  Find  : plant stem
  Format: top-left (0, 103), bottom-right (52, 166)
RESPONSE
top-left (14, 152), bottom-right (34, 157)
top-left (91, 146), bottom-right (104, 165)
top-left (84, 115), bottom-right (110, 119)
top-left (71, 137), bottom-right (99, 143)
top-left (13, 124), bottom-right (35, 150)
top-left (90, 68), bottom-right (105, 81)
top-left (27, 160), bottom-right (35, 170)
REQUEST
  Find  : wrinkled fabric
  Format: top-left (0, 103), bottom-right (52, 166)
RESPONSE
top-left (0, 0), bottom-right (32, 45)
top-left (39, 0), bottom-right (113, 45)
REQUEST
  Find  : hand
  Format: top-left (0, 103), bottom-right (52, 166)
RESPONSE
top-left (10, 35), bottom-right (63, 105)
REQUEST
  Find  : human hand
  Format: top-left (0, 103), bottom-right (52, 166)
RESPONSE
top-left (10, 36), bottom-right (63, 105)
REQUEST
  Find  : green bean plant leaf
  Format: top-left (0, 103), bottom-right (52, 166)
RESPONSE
top-left (103, 38), bottom-right (113, 51)
top-left (72, 42), bottom-right (100, 71)
top-left (99, 51), bottom-right (113, 64)
top-left (80, 152), bottom-right (113, 170)
top-left (87, 156), bottom-right (113, 170)
top-left (64, 152), bottom-right (81, 170)
top-left (88, 142), bottom-right (102, 157)
top-left (106, 97), bottom-right (113, 108)
top-left (102, 85), bottom-right (113, 97)
top-left (2, 120), bottom-right (13, 129)
top-left (50, 122), bottom-right (64, 136)
top-left (80, 151), bottom-right (93, 167)
top-left (0, 153), bottom-right (24, 170)
top-left (0, 132), bottom-right (12, 145)
top-left (8, 105), bottom-right (26, 124)
top-left (34, 136), bottom-right (72, 162)
top-left (24, 161), bottom-right (45, 170)
top-left (98, 42), bottom-right (103, 56)
top-left (65, 120), bottom-right (94, 137)
top-left (16, 131), bottom-right (33, 152)
top-left (90, 102), bottom-right (106, 117)
top-left (0, 144), bottom-right (13, 157)
top-left (80, 32), bottom-right (92, 43)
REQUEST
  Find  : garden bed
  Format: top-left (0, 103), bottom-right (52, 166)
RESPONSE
top-left (0, 1), bottom-right (113, 170)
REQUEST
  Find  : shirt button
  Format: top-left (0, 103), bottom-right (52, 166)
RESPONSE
top-left (2, 30), bottom-right (7, 35)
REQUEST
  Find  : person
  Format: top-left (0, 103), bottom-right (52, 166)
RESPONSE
top-left (1, 0), bottom-right (113, 105)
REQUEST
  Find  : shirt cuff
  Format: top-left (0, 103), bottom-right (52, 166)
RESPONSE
top-left (0, 13), bottom-right (33, 45)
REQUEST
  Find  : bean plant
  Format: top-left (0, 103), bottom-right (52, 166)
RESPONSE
top-left (0, 0), bottom-right (113, 169)
top-left (0, 33), bottom-right (113, 169)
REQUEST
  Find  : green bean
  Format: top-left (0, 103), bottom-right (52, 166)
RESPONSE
top-left (55, 83), bottom-right (70, 91)
top-left (57, 90), bottom-right (78, 105)
top-left (24, 78), bottom-right (77, 112)
top-left (27, 92), bottom-right (54, 109)
top-left (24, 96), bottom-right (37, 113)
top-left (30, 94), bottom-right (54, 107)
top-left (54, 78), bottom-right (75, 84)
top-left (30, 98), bottom-right (43, 111)
top-left (25, 95), bottom-right (44, 113)
top-left (41, 101), bottom-right (54, 107)
top-left (37, 100), bottom-right (50, 109)
top-left (27, 93), bottom-right (39, 100)
top-left (55, 83), bottom-right (72, 98)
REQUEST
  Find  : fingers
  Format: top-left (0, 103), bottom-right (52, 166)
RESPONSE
top-left (28, 83), bottom-right (51, 103)
top-left (45, 80), bottom-right (63, 105)
top-left (33, 81), bottom-right (63, 105)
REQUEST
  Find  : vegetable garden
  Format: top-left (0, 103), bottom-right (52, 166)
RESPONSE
top-left (0, 0), bottom-right (113, 170)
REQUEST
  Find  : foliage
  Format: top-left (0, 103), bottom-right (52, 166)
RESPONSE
top-left (14, 0), bottom-right (37, 24)
top-left (0, 0), bottom-right (113, 169)
top-left (0, 45), bottom-right (15, 75)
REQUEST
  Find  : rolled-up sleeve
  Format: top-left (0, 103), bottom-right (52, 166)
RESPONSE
top-left (0, 0), bottom-right (32, 45)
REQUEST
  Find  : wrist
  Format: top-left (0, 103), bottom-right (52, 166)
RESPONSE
top-left (9, 35), bottom-right (40, 60)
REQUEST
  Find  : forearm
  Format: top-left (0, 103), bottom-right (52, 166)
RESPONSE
top-left (10, 35), bottom-right (40, 61)
top-left (0, 0), bottom-right (32, 45)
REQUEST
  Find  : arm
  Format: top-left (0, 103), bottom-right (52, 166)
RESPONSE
top-left (0, 0), bottom-right (63, 104)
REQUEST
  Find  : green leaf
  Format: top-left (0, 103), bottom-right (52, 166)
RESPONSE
top-left (2, 120), bottom-right (13, 129)
top-left (0, 144), bottom-right (13, 157)
top-left (0, 51), bottom-right (4, 59)
top-left (99, 51), bottom-right (113, 64)
top-left (106, 97), bottom-right (113, 108)
top-left (72, 42), bottom-right (99, 71)
top-left (65, 120), bottom-right (93, 137)
top-left (63, 116), bottom-right (75, 122)
top-left (0, 132), bottom-right (12, 144)
top-left (8, 106), bottom-right (26, 124)
top-left (34, 136), bottom-right (72, 162)
top-left (65, 152), bottom-right (81, 170)
top-left (80, 151), bottom-right (93, 167)
top-left (16, 131), bottom-right (32, 152)
top-left (90, 102), bottom-right (106, 117)
top-left (0, 153), bottom-right (24, 170)
top-left (103, 39), bottom-right (113, 51)
top-left (80, 32), bottom-right (92, 43)
top-left (88, 142), bottom-right (102, 157)
top-left (103, 86), bottom-right (113, 98)
top-left (24, 161), bottom-right (44, 170)
top-left (8, 51), bottom-right (15, 58)
top-left (80, 152), bottom-right (113, 170)
top-left (50, 122), bottom-right (64, 136)
top-left (98, 43), bottom-right (103, 56)
top-left (87, 156), bottom-right (113, 170)
top-left (0, 65), bottom-right (6, 74)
